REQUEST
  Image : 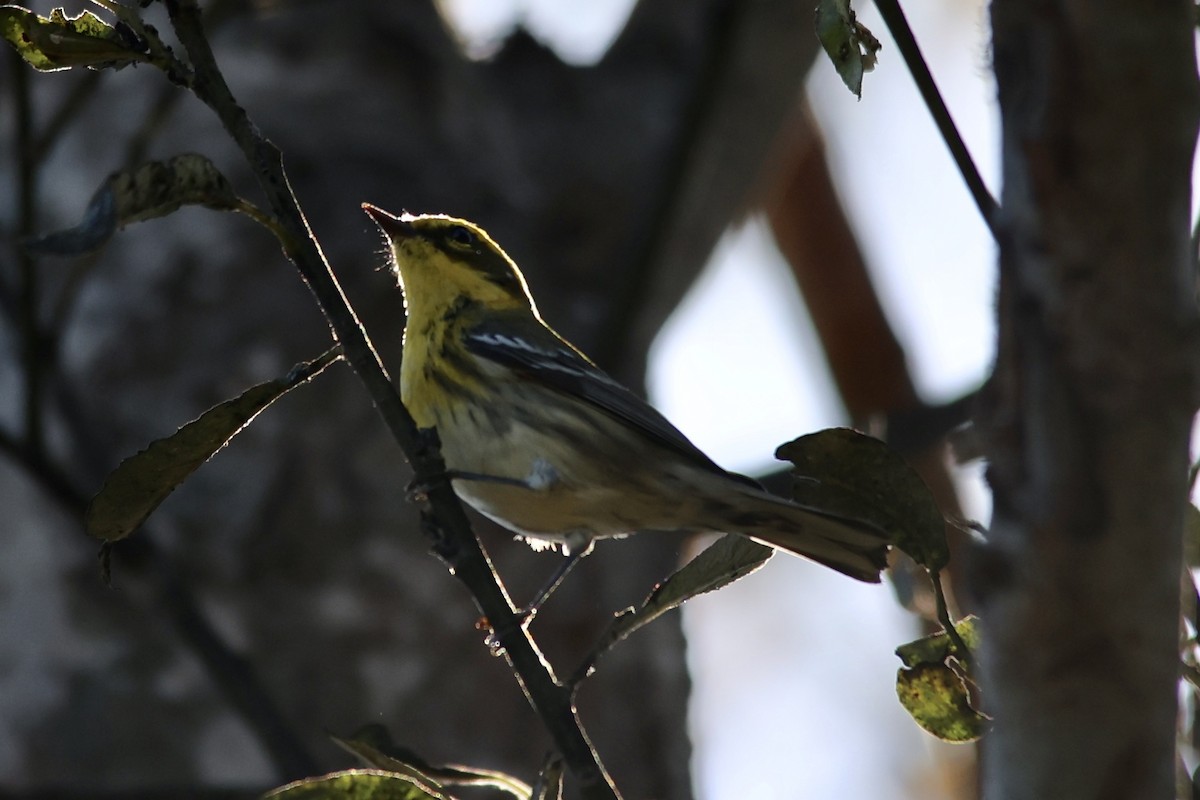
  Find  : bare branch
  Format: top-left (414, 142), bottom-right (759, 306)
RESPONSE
top-left (160, 1), bottom-right (621, 795)
top-left (874, 0), bottom-right (999, 237)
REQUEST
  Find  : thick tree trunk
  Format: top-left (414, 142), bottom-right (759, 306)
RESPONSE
top-left (976, 2), bottom-right (1200, 797)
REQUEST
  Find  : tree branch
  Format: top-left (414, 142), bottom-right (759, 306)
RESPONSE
top-left (976, 1), bottom-right (1200, 796)
top-left (161, 2), bottom-right (620, 795)
top-left (3, 16), bottom-right (322, 777)
top-left (874, 0), bottom-right (999, 238)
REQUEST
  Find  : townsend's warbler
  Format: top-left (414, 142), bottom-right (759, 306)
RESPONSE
top-left (364, 205), bottom-right (890, 589)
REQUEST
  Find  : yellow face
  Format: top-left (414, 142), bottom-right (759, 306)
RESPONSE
top-left (372, 211), bottom-right (537, 323)
top-left (363, 207), bottom-right (543, 428)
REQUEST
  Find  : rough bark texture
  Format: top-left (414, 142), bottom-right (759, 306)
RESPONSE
top-left (0, 1), bottom-right (825, 797)
top-left (975, 2), bottom-right (1200, 797)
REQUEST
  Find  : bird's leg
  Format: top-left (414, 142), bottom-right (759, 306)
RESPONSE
top-left (522, 535), bottom-right (595, 620)
top-left (406, 455), bottom-right (578, 616)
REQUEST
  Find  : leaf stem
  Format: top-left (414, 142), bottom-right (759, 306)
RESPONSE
top-left (233, 198), bottom-right (297, 252)
top-left (931, 568), bottom-right (972, 668)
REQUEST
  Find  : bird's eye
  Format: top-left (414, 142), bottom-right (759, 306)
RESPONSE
top-left (447, 225), bottom-right (475, 248)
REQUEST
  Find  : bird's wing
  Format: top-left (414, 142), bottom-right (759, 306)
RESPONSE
top-left (463, 316), bottom-right (756, 486)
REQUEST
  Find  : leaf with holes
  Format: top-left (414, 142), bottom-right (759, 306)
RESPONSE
top-left (896, 662), bottom-right (988, 742)
top-left (0, 5), bottom-right (146, 72)
top-left (26, 154), bottom-right (242, 256)
top-left (895, 615), bottom-right (986, 742)
top-left (895, 615), bottom-right (980, 668)
top-left (814, 0), bottom-right (880, 98)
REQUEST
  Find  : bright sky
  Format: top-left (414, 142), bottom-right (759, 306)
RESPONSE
top-left (435, 0), bottom-right (639, 63)
top-left (439, 1), bottom-right (996, 797)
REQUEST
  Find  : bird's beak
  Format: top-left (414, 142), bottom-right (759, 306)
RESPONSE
top-left (362, 203), bottom-right (415, 239)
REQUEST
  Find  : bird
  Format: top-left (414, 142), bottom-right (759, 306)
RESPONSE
top-left (363, 205), bottom-right (890, 609)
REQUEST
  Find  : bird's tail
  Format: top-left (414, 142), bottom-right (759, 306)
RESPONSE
top-left (697, 483), bottom-right (891, 583)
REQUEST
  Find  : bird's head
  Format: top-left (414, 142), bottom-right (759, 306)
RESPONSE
top-left (363, 205), bottom-right (536, 317)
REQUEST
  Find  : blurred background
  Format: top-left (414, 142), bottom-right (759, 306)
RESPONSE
top-left (0, 0), bottom-right (995, 797)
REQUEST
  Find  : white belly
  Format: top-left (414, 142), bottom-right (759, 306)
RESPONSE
top-left (427, 399), bottom-right (644, 548)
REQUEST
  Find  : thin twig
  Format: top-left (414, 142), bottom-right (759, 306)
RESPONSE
top-left (160, 2), bottom-right (620, 796)
top-left (5, 12), bottom-right (320, 777)
top-left (234, 198), bottom-right (295, 247)
top-left (90, 0), bottom-right (193, 85)
top-left (931, 568), bottom-right (972, 668)
top-left (874, 0), bottom-right (999, 239)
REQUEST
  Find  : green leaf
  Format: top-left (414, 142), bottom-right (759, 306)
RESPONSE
top-left (895, 662), bottom-right (988, 743)
top-left (895, 615), bottom-right (985, 742)
top-left (776, 428), bottom-right (948, 570)
top-left (895, 615), bottom-right (980, 668)
top-left (86, 349), bottom-right (341, 542)
top-left (333, 726), bottom-right (530, 799)
top-left (814, 0), bottom-right (881, 98)
top-left (26, 154), bottom-right (242, 256)
top-left (636, 534), bottom-right (773, 616)
top-left (572, 534), bottom-right (773, 683)
top-left (263, 769), bottom-right (450, 800)
top-left (0, 5), bottom-right (146, 72)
